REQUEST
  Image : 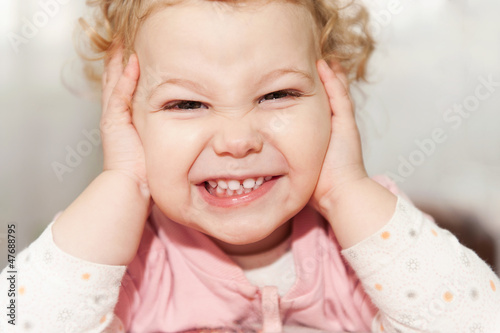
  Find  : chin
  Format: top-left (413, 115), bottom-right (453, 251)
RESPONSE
top-left (200, 214), bottom-right (282, 243)
top-left (153, 187), bottom-right (303, 250)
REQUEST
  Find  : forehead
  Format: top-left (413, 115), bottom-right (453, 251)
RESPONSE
top-left (134, 0), bottom-right (318, 72)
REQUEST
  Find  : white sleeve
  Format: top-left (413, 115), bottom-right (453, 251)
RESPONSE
top-left (342, 196), bottom-right (500, 333)
top-left (0, 222), bottom-right (127, 332)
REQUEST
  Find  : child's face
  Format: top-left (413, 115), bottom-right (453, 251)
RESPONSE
top-left (132, 0), bottom-right (331, 249)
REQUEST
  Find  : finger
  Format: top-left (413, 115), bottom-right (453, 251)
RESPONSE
top-left (102, 48), bottom-right (125, 112)
top-left (329, 61), bottom-right (350, 93)
top-left (317, 59), bottom-right (354, 120)
top-left (102, 54), bottom-right (140, 130)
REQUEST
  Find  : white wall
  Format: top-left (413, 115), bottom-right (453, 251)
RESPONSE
top-left (0, 0), bottom-right (102, 268)
top-left (358, 0), bottom-right (500, 238)
top-left (1, 0), bottom-right (499, 269)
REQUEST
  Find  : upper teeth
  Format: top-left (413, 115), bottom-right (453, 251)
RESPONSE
top-left (206, 176), bottom-right (272, 190)
top-left (228, 180), bottom-right (241, 190)
top-left (243, 178), bottom-right (256, 189)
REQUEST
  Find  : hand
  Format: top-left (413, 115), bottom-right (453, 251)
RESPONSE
top-left (52, 48), bottom-right (152, 265)
top-left (309, 60), bottom-right (368, 214)
top-left (310, 60), bottom-right (397, 248)
top-left (101, 48), bottom-right (149, 192)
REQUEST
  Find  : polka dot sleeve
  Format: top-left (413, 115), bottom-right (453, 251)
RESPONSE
top-left (342, 196), bottom-right (500, 332)
top-left (0, 222), bottom-right (127, 332)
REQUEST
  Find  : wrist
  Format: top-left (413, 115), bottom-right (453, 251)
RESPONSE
top-left (101, 169), bottom-right (150, 200)
top-left (319, 177), bottom-right (397, 249)
top-left (317, 173), bottom-right (369, 217)
top-left (53, 171), bottom-right (151, 265)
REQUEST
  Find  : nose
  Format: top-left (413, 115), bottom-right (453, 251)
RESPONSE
top-left (212, 118), bottom-right (264, 158)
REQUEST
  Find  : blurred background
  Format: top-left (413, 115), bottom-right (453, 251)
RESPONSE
top-left (0, 0), bottom-right (499, 272)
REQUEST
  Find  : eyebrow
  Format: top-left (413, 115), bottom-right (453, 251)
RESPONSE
top-left (148, 67), bottom-right (315, 101)
top-left (149, 78), bottom-right (208, 100)
top-left (257, 67), bottom-right (314, 88)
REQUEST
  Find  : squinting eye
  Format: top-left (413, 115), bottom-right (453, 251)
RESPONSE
top-left (259, 90), bottom-right (303, 103)
top-left (161, 100), bottom-right (208, 111)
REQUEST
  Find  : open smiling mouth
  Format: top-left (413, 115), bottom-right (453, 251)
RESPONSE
top-left (197, 176), bottom-right (281, 208)
top-left (202, 176), bottom-right (278, 198)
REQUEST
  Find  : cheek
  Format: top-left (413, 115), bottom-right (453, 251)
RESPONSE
top-left (139, 118), bottom-right (206, 192)
top-left (279, 102), bottom-right (331, 173)
top-left (309, 92), bottom-right (333, 158)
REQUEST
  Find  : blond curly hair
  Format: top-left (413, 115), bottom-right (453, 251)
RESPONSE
top-left (78, 0), bottom-right (374, 82)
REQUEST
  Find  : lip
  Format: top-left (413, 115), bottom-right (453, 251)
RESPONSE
top-left (197, 176), bottom-right (280, 208)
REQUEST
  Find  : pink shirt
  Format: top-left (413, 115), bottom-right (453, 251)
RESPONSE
top-left (116, 203), bottom-right (376, 332)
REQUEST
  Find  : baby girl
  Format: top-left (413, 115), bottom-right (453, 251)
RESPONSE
top-left (2, 0), bottom-right (499, 332)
